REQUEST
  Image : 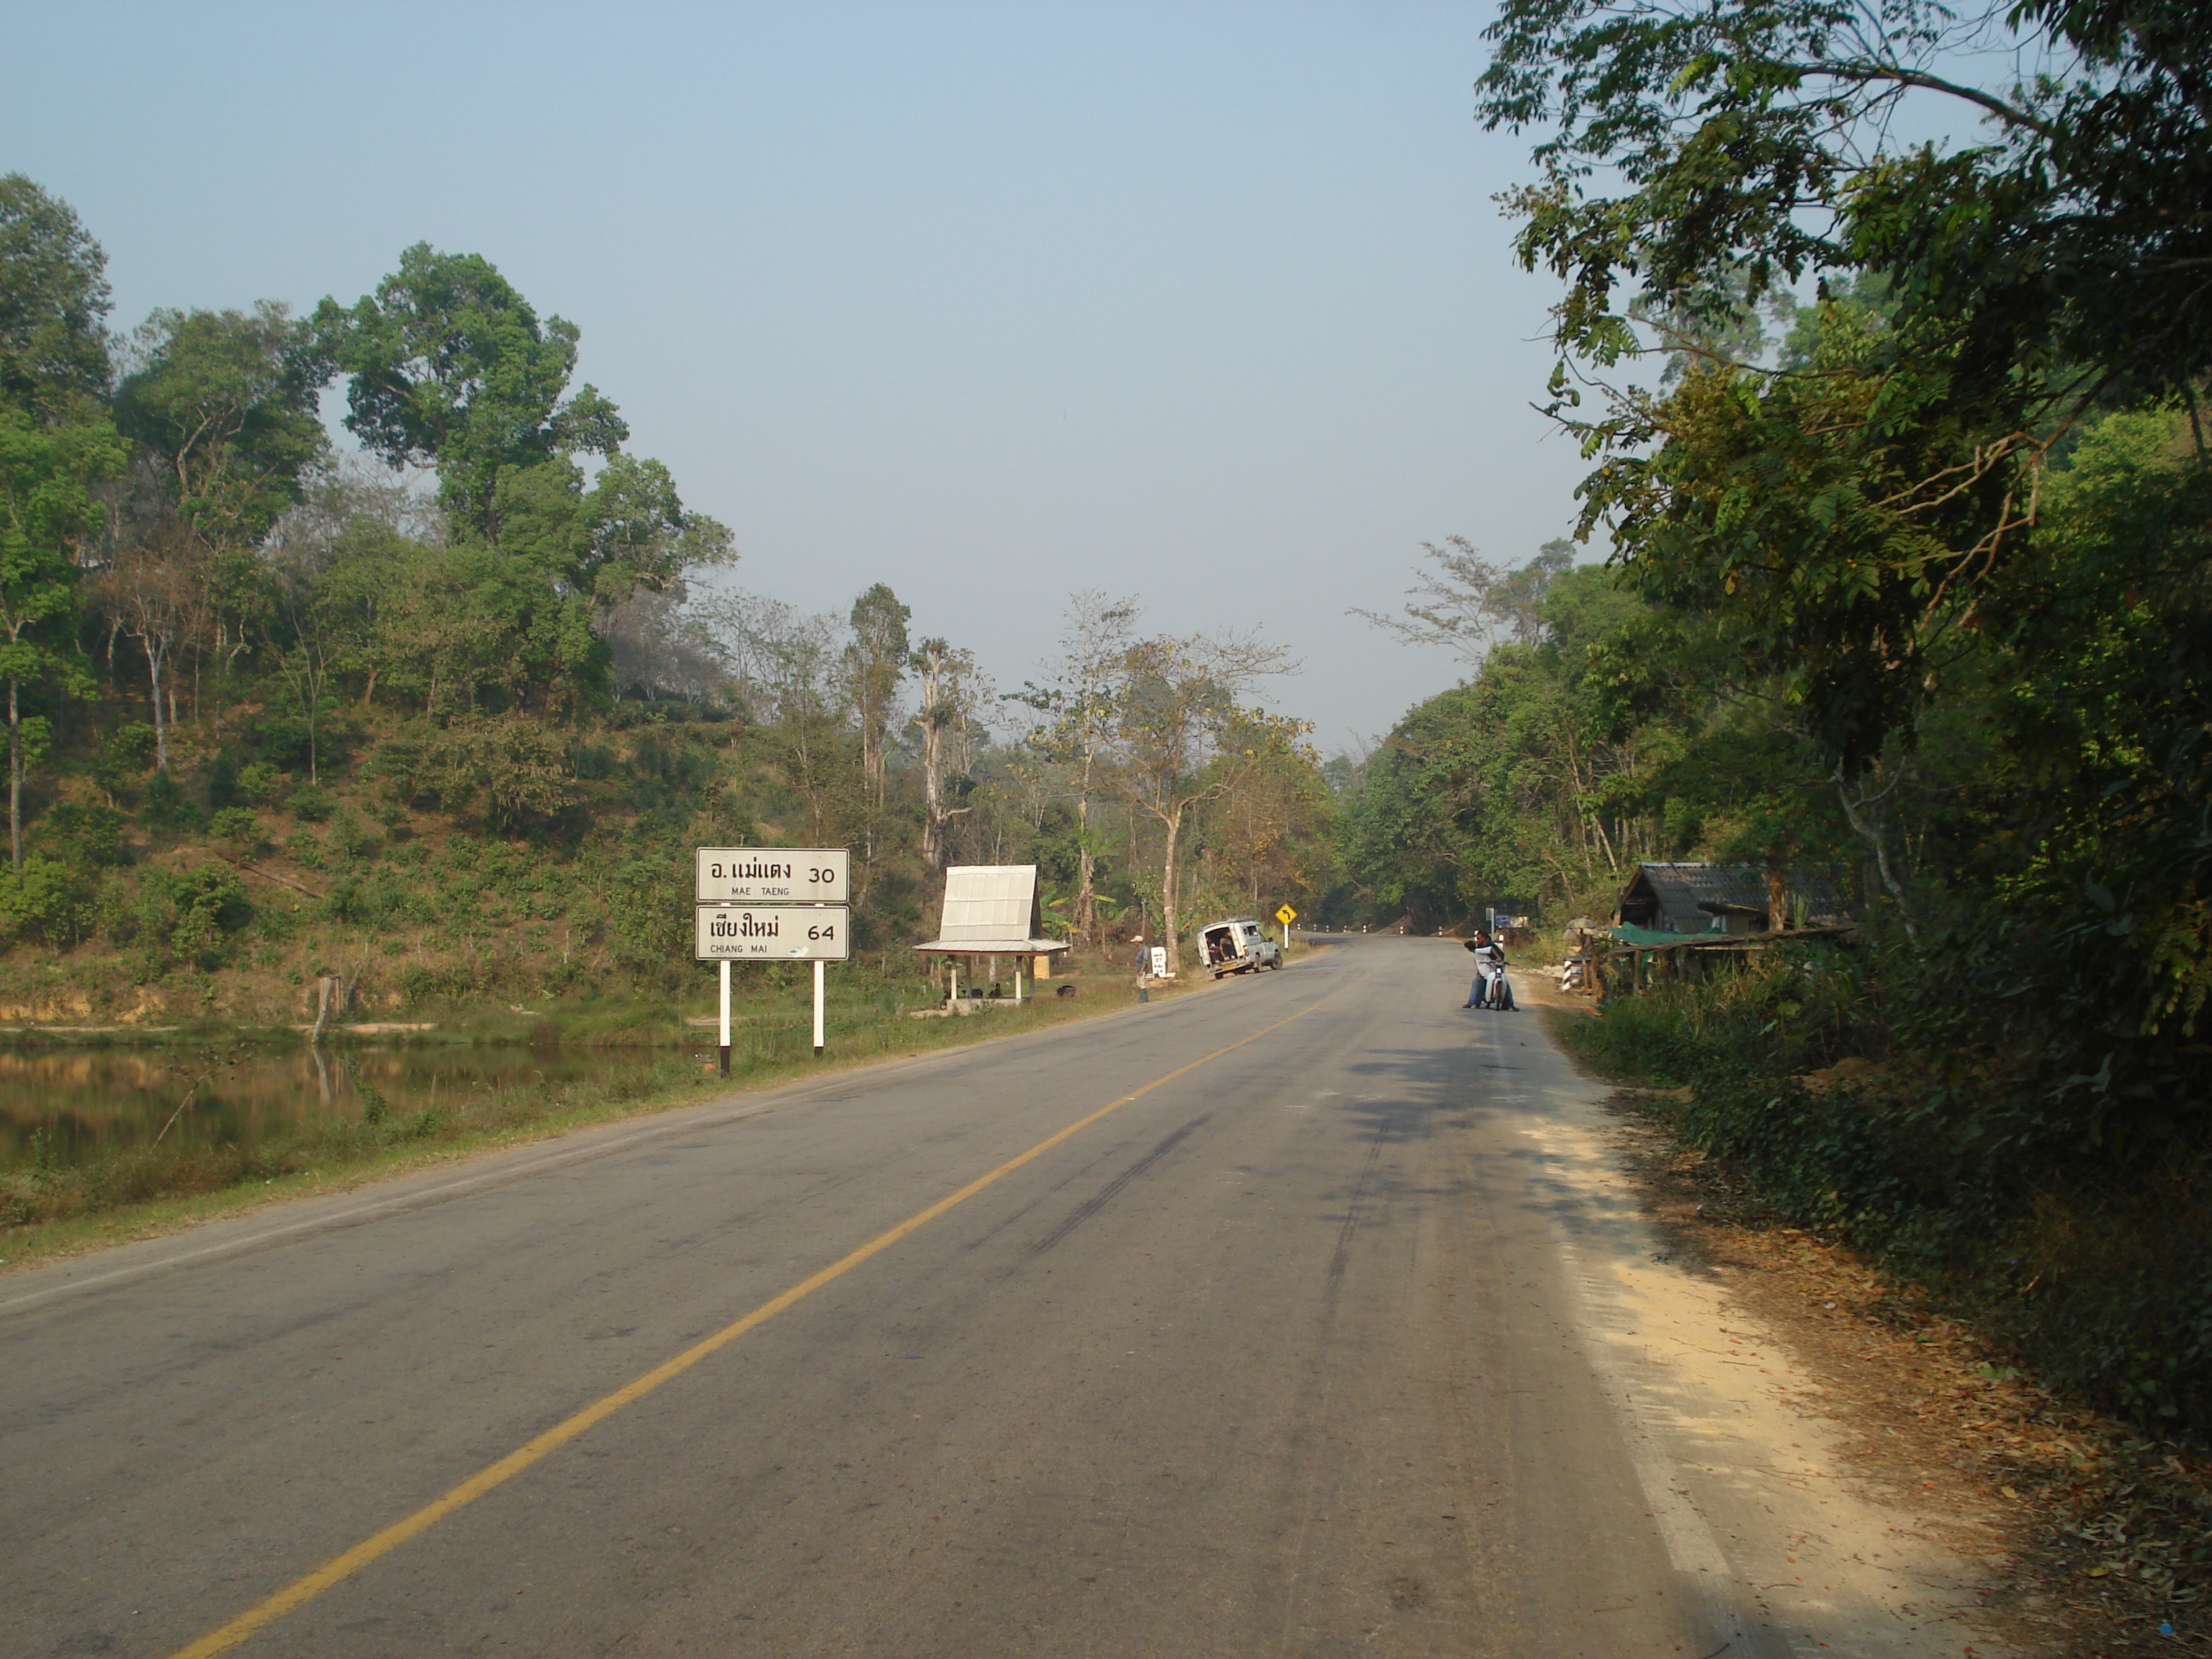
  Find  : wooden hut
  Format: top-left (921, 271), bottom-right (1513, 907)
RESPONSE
top-left (1615, 863), bottom-right (1851, 935)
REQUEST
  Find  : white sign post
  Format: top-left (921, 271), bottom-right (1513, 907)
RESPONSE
top-left (696, 850), bottom-right (850, 1074)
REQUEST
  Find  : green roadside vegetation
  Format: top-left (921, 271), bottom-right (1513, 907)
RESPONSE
top-left (0, 945), bottom-right (1197, 1270)
top-left (1345, 0), bottom-right (2212, 1445)
top-left (1550, 939), bottom-right (2212, 1442)
top-left (0, 178), bottom-right (1342, 1220)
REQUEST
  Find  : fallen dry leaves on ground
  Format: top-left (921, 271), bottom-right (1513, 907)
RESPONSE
top-left (1602, 1087), bottom-right (2212, 1658)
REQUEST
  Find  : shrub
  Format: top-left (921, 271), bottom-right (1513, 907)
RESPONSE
top-left (142, 770), bottom-right (208, 832)
top-left (168, 865), bottom-right (251, 966)
top-left (331, 809), bottom-right (383, 863)
top-left (210, 807), bottom-right (267, 860)
top-left (40, 802), bottom-right (125, 868)
top-left (287, 784), bottom-right (335, 823)
top-left (0, 855), bottom-right (98, 948)
top-left (235, 761), bottom-right (287, 806)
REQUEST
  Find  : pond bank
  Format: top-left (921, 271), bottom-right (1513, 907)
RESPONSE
top-left (0, 961), bottom-right (1201, 1272)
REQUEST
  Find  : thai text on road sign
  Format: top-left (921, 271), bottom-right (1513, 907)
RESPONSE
top-left (696, 848), bottom-right (849, 905)
top-left (695, 905), bottom-right (853, 961)
top-left (1275, 904), bottom-right (1298, 926)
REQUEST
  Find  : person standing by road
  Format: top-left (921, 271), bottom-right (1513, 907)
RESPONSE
top-left (1132, 935), bottom-right (1151, 1004)
top-left (1462, 930), bottom-right (1498, 1008)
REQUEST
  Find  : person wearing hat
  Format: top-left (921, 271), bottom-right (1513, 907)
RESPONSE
top-left (1131, 935), bottom-right (1151, 1003)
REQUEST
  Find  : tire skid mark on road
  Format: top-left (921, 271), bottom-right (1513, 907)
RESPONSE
top-left (1026, 1112), bottom-right (1213, 1256)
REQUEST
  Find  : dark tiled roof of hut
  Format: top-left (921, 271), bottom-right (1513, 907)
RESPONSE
top-left (1617, 863), bottom-right (1849, 932)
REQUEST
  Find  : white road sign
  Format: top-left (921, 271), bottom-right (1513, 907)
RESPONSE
top-left (694, 848), bottom-right (849, 905)
top-left (695, 905), bottom-right (852, 962)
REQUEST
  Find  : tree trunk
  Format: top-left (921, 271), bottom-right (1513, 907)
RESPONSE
top-left (6, 675), bottom-right (20, 872)
top-left (147, 644), bottom-right (168, 771)
top-left (920, 713), bottom-right (946, 869)
top-left (1834, 768), bottom-right (1921, 944)
top-left (1074, 793), bottom-right (1096, 945)
top-left (1159, 808), bottom-right (1184, 977)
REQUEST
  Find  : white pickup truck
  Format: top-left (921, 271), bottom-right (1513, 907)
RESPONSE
top-left (1197, 915), bottom-right (1282, 978)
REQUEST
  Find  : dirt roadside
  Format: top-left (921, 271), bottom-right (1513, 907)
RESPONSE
top-left (1521, 968), bottom-right (2211, 1658)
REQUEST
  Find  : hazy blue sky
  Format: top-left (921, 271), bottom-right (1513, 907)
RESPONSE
top-left (3, 1), bottom-right (1595, 750)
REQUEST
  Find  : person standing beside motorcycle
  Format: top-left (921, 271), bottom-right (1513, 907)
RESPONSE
top-left (1462, 930), bottom-right (1498, 1008)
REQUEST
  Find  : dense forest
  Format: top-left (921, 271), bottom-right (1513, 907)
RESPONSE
top-left (0, 180), bottom-right (1341, 1017)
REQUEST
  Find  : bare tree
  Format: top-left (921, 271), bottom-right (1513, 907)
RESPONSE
top-left (1016, 590), bottom-right (1138, 945)
top-left (844, 583), bottom-right (910, 806)
top-left (600, 585), bottom-right (727, 704)
top-left (86, 520), bottom-right (204, 770)
top-left (909, 637), bottom-right (992, 871)
top-left (1349, 536), bottom-right (1575, 664)
top-left (693, 590), bottom-right (851, 842)
top-left (1102, 629), bottom-right (1298, 976)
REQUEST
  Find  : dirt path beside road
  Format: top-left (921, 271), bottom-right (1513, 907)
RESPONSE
top-left (1524, 958), bottom-right (2210, 1658)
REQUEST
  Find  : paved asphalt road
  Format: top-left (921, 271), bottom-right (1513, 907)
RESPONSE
top-left (6, 939), bottom-right (1745, 1658)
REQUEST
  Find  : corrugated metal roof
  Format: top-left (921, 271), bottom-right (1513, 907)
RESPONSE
top-left (938, 866), bottom-right (1038, 941)
top-left (1618, 863), bottom-right (1850, 932)
top-left (912, 865), bottom-right (1071, 955)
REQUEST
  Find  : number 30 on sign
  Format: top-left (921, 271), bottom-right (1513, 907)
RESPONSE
top-left (694, 905), bottom-right (852, 961)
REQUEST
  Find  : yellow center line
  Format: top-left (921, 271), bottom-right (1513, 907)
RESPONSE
top-left (166, 984), bottom-right (1344, 1659)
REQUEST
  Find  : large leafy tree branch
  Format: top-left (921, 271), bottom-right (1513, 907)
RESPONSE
top-left (314, 243), bottom-right (626, 540)
top-left (1476, 0), bottom-right (2212, 768)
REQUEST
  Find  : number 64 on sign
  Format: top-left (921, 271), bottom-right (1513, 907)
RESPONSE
top-left (694, 905), bottom-right (853, 961)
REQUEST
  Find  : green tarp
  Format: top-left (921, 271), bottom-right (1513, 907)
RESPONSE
top-left (1608, 924), bottom-right (1712, 948)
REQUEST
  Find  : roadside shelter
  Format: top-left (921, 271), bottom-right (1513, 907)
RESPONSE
top-left (912, 865), bottom-right (1070, 1004)
top-left (1615, 863), bottom-right (1851, 935)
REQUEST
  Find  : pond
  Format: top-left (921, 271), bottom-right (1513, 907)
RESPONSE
top-left (0, 1040), bottom-right (696, 1173)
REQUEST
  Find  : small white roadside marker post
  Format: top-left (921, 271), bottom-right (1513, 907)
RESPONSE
top-left (718, 959), bottom-right (732, 1077)
top-left (812, 959), bottom-right (825, 1056)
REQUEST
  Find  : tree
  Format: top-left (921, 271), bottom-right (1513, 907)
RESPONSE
top-left (1204, 711), bottom-right (1336, 912)
top-left (315, 246), bottom-right (733, 708)
top-left (85, 523), bottom-right (203, 770)
top-left (1015, 590), bottom-right (1139, 944)
top-left (698, 592), bottom-right (855, 844)
top-left (314, 244), bottom-right (626, 540)
top-left (1476, 0), bottom-right (2212, 767)
top-left (1351, 536), bottom-right (1574, 664)
top-left (112, 302), bottom-right (329, 548)
top-left (844, 583), bottom-right (910, 819)
top-left (0, 178), bottom-right (122, 868)
top-left (0, 174), bottom-right (111, 414)
top-left (1102, 630), bottom-right (1296, 974)
top-left (0, 411), bottom-right (121, 866)
top-left (909, 637), bottom-right (990, 870)
top-left (1475, 0), bottom-right (2212, 1154)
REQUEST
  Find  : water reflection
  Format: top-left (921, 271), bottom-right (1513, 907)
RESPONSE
top-left (0, 1043), bottom-right (678, 1169)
